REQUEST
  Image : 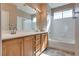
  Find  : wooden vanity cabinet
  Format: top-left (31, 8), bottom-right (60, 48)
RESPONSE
top-left (2, 33), bottom-right (48, 56)
top-left (2, 38), bottom-right (22, 56)
top-left (2, 36), bottom-right (35, 56)
top-left (32, 33), bottom-right (48, 56)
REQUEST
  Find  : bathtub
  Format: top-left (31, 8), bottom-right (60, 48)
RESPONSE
top-left (48, 38), bottom-right (75, 53)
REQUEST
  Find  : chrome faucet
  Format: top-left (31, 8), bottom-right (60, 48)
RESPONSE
top-left (9, 24), bottom-right (16, 34)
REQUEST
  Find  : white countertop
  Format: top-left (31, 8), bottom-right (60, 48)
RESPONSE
top-left (2, 31), bottom-right (48, 40)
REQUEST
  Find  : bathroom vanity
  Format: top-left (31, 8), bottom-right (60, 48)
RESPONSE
top-left (2, 32), bottom-right (48, 56)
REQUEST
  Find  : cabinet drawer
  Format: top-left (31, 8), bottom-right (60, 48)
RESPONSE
top-left (36, 40), bottom-right (40, 45)
top-left (33, 44), bottom-right (40, 49)
top-left (33, 44), bottom-right (40, 53)
top-left (36, 34), bottom-right (41, 40)
top-left (33, 39), bottom-right (40, 46)
top-left (42, 33), bottom-right (47, 36)
top-left (36, 50), bottom-right (41, 56)
top-left (41, 33), bottom-right (47, 38)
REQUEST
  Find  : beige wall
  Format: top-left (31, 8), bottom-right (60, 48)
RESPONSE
top-left (75, 16), bottom-right (79, 56)
top-left (75, 3), bottom-right (79, 56)
top-left (36, 3), bottom-right (47, 31)
top-left (1, 3), bottom-right (17, 27)
top-left (0, 3), bottom-right (2, 56)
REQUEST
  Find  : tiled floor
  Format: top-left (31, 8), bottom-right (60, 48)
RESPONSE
top-left (40, 48), bottom-right (74, 56)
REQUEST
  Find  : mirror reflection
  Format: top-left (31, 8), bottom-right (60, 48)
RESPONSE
top-left (1, 3), bottom-right (37, 34)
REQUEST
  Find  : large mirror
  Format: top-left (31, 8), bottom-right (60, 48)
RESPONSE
top-left (15, 3), bottom-right (37, 32)
top-left (1, 3), bottom-right (37, 34)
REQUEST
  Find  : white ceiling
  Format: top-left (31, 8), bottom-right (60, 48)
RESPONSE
top-left (13, 3), bottom-right (37, 15)
top-left (48, 3), bottom-right (70, 8)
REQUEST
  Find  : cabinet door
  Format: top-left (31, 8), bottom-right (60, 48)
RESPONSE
top-left (23, 36), bottom-right (35, 56)
top-left (2, 39), bottom-right (21, 56)
top-left (35, 34), bottom-right (41, 56)
top-left (41, 33), bottom-right (48, 52)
